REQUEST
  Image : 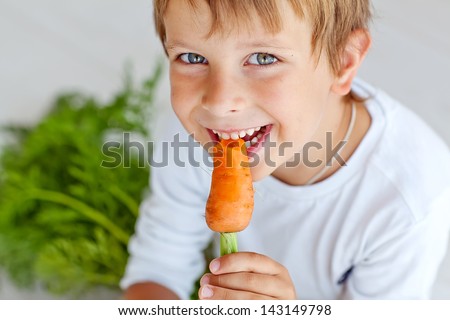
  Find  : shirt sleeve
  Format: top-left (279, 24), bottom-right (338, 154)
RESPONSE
top-left (340, 190), bottom-right (450, 299)
top-left (120, 118), bottom-right (214, 299)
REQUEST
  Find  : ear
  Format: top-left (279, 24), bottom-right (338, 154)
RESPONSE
top-left (331, 29), bottom-right (372, 96)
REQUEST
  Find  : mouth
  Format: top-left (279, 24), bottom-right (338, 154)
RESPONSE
top-left (207, 124), bottom-right (272, 155)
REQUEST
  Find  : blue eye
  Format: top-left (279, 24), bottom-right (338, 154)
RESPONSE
top-left (248, 53), bottom-right (278, 66)
top-left (180, 53), bottom-right (208, 64)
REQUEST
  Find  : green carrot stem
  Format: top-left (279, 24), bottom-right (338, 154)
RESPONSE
top-left (220, 232), bottom-right (238, 256)
top-left (108, 185), bottom-right (140, 217)
top-left (26, 188), bottom-right (130, 245)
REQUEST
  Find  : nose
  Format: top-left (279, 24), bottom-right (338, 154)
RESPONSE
top-left (201, 68), bottom-right (245, 117)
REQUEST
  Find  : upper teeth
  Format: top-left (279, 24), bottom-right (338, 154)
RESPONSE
top-left (213, 126), bottom-right (265, 145)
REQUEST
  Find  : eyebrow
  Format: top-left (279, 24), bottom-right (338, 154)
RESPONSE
top-left (237, 40), bottom-right (292, 51)
top-left (165, 39), bottom-right (292, 53)
top-left (165, 40), bottom-right (191, 52)
top-left (164, 39), bottom-right (292, 52)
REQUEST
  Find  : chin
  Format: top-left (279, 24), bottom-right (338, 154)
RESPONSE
top-left (249, 164), bottom-right (276, 182)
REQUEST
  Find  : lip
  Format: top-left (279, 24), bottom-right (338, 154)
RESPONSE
top-left (207, 128), bottom-right (220, 142)
top-left (205, 124), bottom-right (273, 156)
top-left (209, 126), bottom-right (265, 134)
top-left (247, 124), bottom-right (272, 156)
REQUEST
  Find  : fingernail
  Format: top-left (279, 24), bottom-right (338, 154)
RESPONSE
top-left (200, 275), bottom-right (209, 286)
top-left (201, 285), bottom-right (213, 298)
top-left (210, 259), bottom-right (220, 273)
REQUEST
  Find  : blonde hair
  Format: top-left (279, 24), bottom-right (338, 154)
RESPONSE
top-left (153, 0), bottom-right (372, 75)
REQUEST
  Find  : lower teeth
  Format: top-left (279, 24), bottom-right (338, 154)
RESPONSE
top-left (246, 126), bottom-right (267, 148)
top-left (245, 137), bottom-right (259, 148)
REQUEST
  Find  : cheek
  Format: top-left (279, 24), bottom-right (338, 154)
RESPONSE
top-left (250, 74), bottom-right (287, 106)
top-left (250, 74), bottom-right (311, 125)
top-left (250, 73), bottom-right (326, 146)
top-left (169, 72), bottom-right (201, 118)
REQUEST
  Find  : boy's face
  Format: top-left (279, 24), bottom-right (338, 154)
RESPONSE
top-left (164, 0), bottom-right (339, 181)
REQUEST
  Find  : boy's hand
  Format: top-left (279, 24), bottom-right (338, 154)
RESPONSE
top-left (198, 252), bottom-right (296, 300)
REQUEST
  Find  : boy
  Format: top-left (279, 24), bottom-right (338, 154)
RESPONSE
top-left (121, 0), bottom-right (450, 299)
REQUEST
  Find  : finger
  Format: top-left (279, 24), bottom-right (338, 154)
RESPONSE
top-left (209, 252), bottom-right (286, 276)
top-left (200, 272), bottom-right (287, 299)
top-left (198, 284), bottom-right (276, 300)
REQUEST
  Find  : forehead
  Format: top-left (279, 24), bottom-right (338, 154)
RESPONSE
top-left (163, 0), bottom-right (307, 43)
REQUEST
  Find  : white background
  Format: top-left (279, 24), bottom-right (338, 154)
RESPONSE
top-left (0, 0), bottom-right (449, 298)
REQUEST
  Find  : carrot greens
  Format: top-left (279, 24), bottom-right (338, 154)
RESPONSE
top-left (0, 65), bottom-right (161, 296)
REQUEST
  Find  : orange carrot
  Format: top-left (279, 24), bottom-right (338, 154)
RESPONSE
top-left (205, 138), bottom-right (254, 255)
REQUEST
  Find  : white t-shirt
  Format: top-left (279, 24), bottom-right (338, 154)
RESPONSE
top-left (120, 79), bottom-right (450, 299)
